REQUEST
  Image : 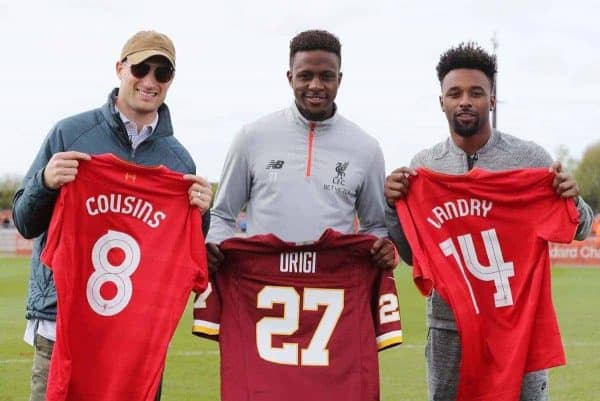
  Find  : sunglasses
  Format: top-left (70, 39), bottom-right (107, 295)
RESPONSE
top-left (125, 61), bottom-right (174, 83)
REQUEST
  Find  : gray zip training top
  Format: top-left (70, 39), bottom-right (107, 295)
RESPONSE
top-left (207, 103), bottom-right (388, 243)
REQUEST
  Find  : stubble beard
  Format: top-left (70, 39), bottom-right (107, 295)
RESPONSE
top-left (452, 115), bottom-right (481, 138)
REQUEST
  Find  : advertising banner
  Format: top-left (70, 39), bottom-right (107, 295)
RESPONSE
top-left (550, 237), bottom-right (600, 268)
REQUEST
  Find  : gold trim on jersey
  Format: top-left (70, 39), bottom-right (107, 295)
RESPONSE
top-left (376, 330), bottom-right (403, 351)
top-left (192, 319), bottom-right (220, 336)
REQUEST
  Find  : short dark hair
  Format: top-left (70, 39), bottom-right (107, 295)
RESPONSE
top-left (289, 30), bottom-right (341, 67)
top-left (436, 42), bottom-right (497, 86)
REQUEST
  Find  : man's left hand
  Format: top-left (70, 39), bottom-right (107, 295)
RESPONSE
top-left (370, 238), bottom-right (398, 269)
top-left (550, 161), bottom-right (579, 202)
top-left (184, 175), bottom-right (213, 215)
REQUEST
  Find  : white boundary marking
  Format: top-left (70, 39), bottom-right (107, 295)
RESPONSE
top-left (1, 342), bottom-right (597, 365)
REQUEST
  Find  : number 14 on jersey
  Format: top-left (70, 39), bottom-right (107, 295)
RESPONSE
top-left (439, 228), bottom-right (515, 314)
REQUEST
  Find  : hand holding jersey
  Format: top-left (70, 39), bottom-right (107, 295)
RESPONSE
top-left (205, 243), bottom-right (223, 273)
top-left (183, 174), bottom-right (212, 215)
top-left (370, 237), bottom-right (399, 269)
top-left (384, 166), bottom-right (417, 206)
top-left (549, 161), bottom-right (580, 201)
top-left (42, 151), bottom-right (92, 190)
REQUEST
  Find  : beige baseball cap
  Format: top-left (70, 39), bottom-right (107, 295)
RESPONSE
top-left (120, 30), bottom-right (176, 67)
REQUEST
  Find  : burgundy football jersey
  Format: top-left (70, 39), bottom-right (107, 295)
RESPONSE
top-left (395, 167), bottom-right (578, 401)
top-left (193, 229), bottom-right (403, 401)
top-left (41, 154), bottom-right (208, 401)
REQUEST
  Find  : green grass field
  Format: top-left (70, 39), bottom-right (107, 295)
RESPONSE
top-left (1, 257), bottom-right (599, 400)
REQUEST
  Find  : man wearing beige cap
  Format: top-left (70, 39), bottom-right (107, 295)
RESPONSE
top-left (13, 30), bottom-right (212, 401)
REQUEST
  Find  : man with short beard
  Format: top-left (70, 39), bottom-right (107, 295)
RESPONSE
top-left (384, 42), bottom-right (593, 400)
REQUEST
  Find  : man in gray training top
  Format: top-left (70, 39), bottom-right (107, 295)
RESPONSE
top-left (206, 29), bottom-right (396, 268)
top-left (384, 42), bottom-right (593, 401)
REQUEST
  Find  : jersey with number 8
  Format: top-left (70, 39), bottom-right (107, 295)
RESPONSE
top-left (41, 154), bottom-right (208, 401)
top-left (193, 229), bottom-right (403, 401)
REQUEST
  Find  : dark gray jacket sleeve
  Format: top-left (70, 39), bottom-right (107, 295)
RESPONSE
top-left (574, 196), bottom-right (593, 240)
top-left (384, 155), bottom-right (423, 265)
top-left (385, 204), bottom-right (412, 265)
top-left (201, 212), bottom-right (211, 237)
top-left (12, 128), bottom-right (61, 239)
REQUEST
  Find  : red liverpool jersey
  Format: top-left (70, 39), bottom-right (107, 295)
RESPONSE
top-left (193, 229), bottom-right (403, 401)
top-left (395, 167), bottom-right (579, 401)
top-left (41, 154), bottom-right (208, 401)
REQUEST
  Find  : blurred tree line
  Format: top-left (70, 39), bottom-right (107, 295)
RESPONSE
top-left (556, 143), bottom-right (600, 215)
top-left (572, 143), bottom-right (600, 215)
top-left (0, 175), bottom-right (21, 210)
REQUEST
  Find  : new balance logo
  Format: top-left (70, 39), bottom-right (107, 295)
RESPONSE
top-left (124, 173), bottom-right (137, 182)
top-left (266, 160), bottom-right (285, 169)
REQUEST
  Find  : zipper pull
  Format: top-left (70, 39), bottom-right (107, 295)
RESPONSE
top-left (306, 123), bottom-right (316, 177)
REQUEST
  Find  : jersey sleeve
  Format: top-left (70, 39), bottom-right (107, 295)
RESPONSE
top-left (190, 210), bottom-right (209, 294)
top-left (374, 269), bottom-right (403, 351)
top-left (535, 193), bottom-right (579, 244)
top-left (40, 189), bottom-right (67, 270)
top-left (395, 196), bottom-right (435, 297)
top-left (192, 276), bottom-right (221, 340)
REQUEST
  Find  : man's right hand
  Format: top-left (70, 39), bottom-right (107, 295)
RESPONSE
top-left (384, 167), bottom-right (416, 207)
top-left (43, 151), bottom-right (91, 190)
top-left (206, 243), bottom-right (224, 273)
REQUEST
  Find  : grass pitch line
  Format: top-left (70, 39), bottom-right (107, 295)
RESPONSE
top-left (0, 344), bottom-right (427, 364)
top-left (0, 359), bottom-right (30, 365)
top-left (172, 350), bottom-right (219, 357)
top-left (2, 340), bottom-right (596, 366)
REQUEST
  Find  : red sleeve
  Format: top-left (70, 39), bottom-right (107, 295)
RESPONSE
top-left (190, 209), bottom-right (209, 293)
top-left (192, 275), bottom-right (221, 341)
top-left (40, 190), bottom-right (66, 270)
top-left (374, 269), bottom-right (403, 351)
top-left (535, 194), bottom-right (579, 244)
top-left (395, 198), bottom-right (434, 296)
